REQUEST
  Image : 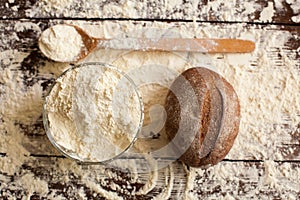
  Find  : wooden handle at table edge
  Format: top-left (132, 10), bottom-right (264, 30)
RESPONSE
top-left (157, 38), bottom-right (256, 53)
top-left (207, 38), bottom-right (255, 53)
top-left (123, 38), bottom-right (256, 53)
top-left (95, 37), bottom-right (256, 53)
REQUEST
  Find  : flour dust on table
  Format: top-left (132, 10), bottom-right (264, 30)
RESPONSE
top-left (16, 0), bottom-right (300, 23)
top-left (0, 20), bottom-right (299, 199)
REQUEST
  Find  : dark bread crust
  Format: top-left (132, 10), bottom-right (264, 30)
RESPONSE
top-left (165, 67), bottom-right (240, 167)
top-left (197, 69), bottom-right (240, 166)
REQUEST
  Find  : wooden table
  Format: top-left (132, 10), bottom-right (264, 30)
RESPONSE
top-left (0, 1), bottom-right (299, 199)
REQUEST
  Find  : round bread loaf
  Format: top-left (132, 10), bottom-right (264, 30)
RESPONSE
top-left (165, 67), bottom-right (240, 168)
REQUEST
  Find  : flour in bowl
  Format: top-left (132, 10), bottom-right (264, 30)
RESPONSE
top-left (44, 63), bottom-right (143, 162)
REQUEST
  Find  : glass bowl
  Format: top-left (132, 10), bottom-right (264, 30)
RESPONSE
top-left (43, 62), bottom-right (144, 164)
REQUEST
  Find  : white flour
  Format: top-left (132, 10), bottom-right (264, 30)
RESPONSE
top-left (0, 8), bottom-right (299, 200)
top-left (45, 63), bottom-right (142, 162)
top-left (39, 24), bottom-right (83, 62)
top-left (259, 2), bottom-right (275, 22)
top-left (20, 0), bottom-right (299, 24)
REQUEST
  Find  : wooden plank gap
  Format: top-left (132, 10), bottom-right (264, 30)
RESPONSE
top-left (29, 154), bottom-right (65, 159)
top-left (274, 160), bottom-right (300, 163)
top-left (0, 153), bottom-right (7, 157)
top-left (0, 17), bottom-right (299, 26)
top-left (222, 159), bottom-right (264, 163)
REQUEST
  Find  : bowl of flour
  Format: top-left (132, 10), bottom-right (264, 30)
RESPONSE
top-left (43, 62), bottom-right (144, 163)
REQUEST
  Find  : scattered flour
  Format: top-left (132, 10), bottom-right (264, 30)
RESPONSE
top-left (21, 0), bottom-right (299, 24)
top-left (259, 1), bottom-right (275, 22)
top-left (291, 15), bottom-right (300, 23)
top-left (286, 0), bottom-right (300, 14)
top-left (16, 173), bottom-right (49, 197)
top-left (0, 6), bottom-right (299, 200)
top-left (0, 50), bottom-right (36, 175)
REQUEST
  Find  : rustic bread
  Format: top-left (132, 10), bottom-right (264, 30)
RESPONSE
top-left (164, 67), bottom-right (240, 167)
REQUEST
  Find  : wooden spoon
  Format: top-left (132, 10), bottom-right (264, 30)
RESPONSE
top-left (39, 24), bottom-right (255, 63)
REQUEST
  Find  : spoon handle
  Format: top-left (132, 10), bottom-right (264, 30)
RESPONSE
top-left (97, 38), bottom-right (255, 53)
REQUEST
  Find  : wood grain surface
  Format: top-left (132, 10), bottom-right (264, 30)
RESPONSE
top-left (0, 0), bottom-right (298, 24)
top-left (0, 1), bottom-right (299, 199)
